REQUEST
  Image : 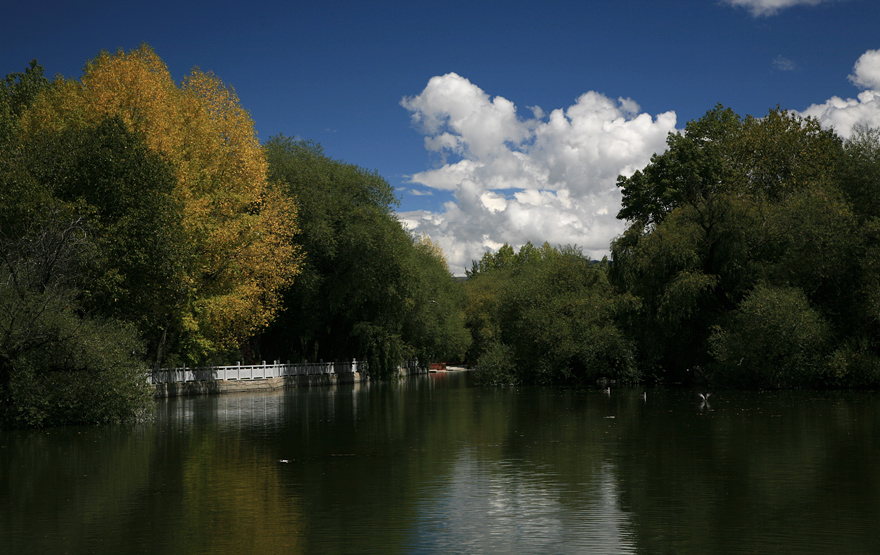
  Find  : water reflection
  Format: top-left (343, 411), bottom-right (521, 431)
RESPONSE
top-left (2, 377), bottom-right (880, 554)
top-left (410, 454), bottom-right (636, 554)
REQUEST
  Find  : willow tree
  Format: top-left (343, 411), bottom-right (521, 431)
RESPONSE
top-left (20, 46), bottom-right (300, 362)
top-left (610, 106), bottom-right (874, 387)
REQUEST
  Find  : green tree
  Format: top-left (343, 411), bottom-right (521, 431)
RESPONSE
top-left (467, 244), bottom-right (636, 386)
top-left (403, 235), bottom-right (472, 365)
top-left (17, 116), bottom-right (190, 364)
top-left (611, 191), bottom-right (761, 377)
top-left (617, 104), bottom-right (741, 227)
top-left (466, 243), bottom-right (518, 277)
top-left (259, 136), bottom-right (469, 376)
top-left (709, 284), bottom-right (831, 388)
top-left (464, 242), bottom-right (559, 363)
top-left (0, 196), bottom-right (152, 427)
top-left (259, 136), bottom-right (402, 363)
top-left (824, 125), bottom-right (880, 385)
top-left (730, 107), bottom-right (841, 199)
top-left (0, 60), bottom-right (49, 145)
top-left (612, 106), bottom-right (853, 386)
top-left (838, 125), bottom-right (880, 220)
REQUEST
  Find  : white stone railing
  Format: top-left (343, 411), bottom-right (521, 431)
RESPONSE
top-left (146, 360), bottom-right (367, 385)
top-left (147, 359), bottom-right (423, 385)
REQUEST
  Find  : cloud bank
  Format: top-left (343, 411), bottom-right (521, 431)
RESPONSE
top-left (723, 0), bottom-right (837, 17)
top-left (399, 74), bottom-right (676, 275)
top-left (799, 48), bottom-right (880, 138)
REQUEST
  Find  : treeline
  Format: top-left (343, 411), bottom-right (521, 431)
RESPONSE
top-left (4, 47), bottom-right (880, 426)
top-left (467, 106), bottom-right (880, 390)
top-left (0, 47), bottom-right (470, 427)
top-left (463, 243), bottom-right (637, 385)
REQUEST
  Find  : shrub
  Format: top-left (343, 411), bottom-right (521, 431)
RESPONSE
top-left (475, 343), bottom-right (516, 385)
top-left (709, 284), bottom-right (830, 388)
top-left (1, 297), bottom-right (153, 428)
top-left (823, 338), bottom-right (880, 388)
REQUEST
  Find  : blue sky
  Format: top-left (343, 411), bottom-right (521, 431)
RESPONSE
top-left (3, 0), bottom-right (880, 273)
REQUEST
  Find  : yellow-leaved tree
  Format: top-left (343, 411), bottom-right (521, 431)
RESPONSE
top-left (21, 45), bottom-right (300, 362)
top-left (415, 233), bottom-right (450, 272)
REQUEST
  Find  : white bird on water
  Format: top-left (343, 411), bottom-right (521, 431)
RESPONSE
top-left (698, 392), bottom-right (712, 410)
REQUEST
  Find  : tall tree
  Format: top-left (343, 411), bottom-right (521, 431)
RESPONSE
top-left (612, 105), bottom-right (871, 387)
top-left (259, 136), bottom-right (469, 375)
top-left (18, 46), bottom-right (300, 361)
top-left (16, 116), bottom-right (189, 363)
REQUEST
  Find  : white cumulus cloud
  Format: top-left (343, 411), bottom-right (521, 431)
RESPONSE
top-left (399, 73), bottom-right (676, 275)
top-left (849, 48), bottom-right (880, 90)
top-left (799, 48), bottom-right (880, 138)
top-left (723, 0), bottom-right (837, 17)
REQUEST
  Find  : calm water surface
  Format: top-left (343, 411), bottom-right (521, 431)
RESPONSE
top-left (2, 372), bottom-right (879, 554)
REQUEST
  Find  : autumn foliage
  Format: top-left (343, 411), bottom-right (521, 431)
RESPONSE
top-left (20, 46), bottom-right (301, 359)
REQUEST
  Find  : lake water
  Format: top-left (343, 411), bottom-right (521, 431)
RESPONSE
top-left (2, 372), bottom-right (879, 554)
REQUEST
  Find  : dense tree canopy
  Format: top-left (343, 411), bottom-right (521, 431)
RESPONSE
top-left (464, 243), bottom-right (637, 386)
top-left (1, 48), bottom-right (304, 426)
top-left (0, 116), bottom-right (159, 426)
top-left (611, 106), bottom-right (880, 388)
top-left (19, 45), bottom-right (301, 361)
top-left (257, 136), bottom-right (470, 377)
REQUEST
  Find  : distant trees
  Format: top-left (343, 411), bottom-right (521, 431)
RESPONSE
top-left (257, 136), bottom-right (470, 377)
top-left (464, 243), bottom-right (637, 386)
top-left (463, 106), bottom-right (880, 390)
top-left (405, 234), bottom-right (473, 370)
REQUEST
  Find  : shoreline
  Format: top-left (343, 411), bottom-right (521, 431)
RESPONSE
top-left (151, 366), bottom-right (456, 398)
